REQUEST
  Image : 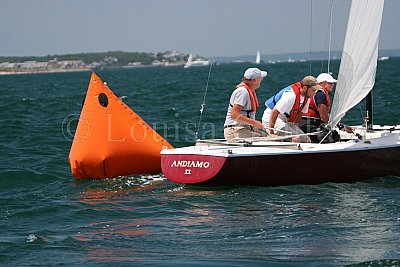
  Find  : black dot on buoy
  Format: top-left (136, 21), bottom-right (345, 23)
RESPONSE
top-left (98, 93), bottom-right (108, 107)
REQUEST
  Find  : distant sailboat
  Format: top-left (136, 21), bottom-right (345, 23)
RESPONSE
top-left (255, 50), bottom-right (261, 64)
top-left (184, 54), bottom-right (193, 68)
top-left (287, 57), bottom-right (295, 63)
top-left (184, 53), bottom-right (209, 68)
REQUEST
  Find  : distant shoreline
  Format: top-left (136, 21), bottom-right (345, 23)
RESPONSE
top-left (0, 68), bottom-right (92, 75)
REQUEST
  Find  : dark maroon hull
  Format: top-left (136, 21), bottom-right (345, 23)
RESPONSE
top-left (161, 146), bottom-right (400, 186)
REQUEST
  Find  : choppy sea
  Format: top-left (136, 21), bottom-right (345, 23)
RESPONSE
top-left (1, 59), bottom-right (400, 266)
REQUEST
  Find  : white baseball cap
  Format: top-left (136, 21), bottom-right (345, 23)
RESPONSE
top-left (244, 68), bottom-right (268, 80)
top-left (317, 73), bottom-right (337, 83)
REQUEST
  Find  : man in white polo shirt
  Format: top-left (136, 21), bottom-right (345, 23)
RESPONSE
top-left (262, 76), bottom-right (321, 143)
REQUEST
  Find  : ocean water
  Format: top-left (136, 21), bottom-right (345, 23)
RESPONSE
top-left (1, 59), bottom-right (400, 266)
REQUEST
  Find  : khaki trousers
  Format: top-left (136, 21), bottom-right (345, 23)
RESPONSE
top-left (224, 126), bottom-right (263, 142)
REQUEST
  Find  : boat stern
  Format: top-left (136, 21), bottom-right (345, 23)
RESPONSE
top-left (161, 148), bottom-right (227, 184)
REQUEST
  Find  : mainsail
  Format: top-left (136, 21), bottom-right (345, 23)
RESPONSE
top-left (329, 0), bottom-right (384, 128)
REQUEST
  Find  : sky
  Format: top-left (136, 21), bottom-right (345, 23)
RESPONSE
top-left (1, 0), bottom-right (399, 57)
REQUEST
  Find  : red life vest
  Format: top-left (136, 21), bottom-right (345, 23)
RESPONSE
top-left (288, 82), bottom-right (308, 122)
top-left (235, 82), bottom-right (259, 112)
top-left (303, 88), bottom-right (331, 119)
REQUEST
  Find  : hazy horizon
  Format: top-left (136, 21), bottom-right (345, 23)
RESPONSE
top-left (1, 0), bottom-right (399, 57)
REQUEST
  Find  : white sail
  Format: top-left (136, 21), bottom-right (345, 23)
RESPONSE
top-left (255, 50), bottom-right (261, 64)
top-left (184, 53), bottom-right (209, 68)
top-left (184, 54), bottom-right (193, 68)
top-left (329, 0), bottom-right (384, 128)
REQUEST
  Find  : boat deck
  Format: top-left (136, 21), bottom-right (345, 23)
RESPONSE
top-left (161, 128), bottom-right (400, 158)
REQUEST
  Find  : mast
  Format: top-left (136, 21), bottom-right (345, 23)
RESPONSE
top-left (327, 0), bottom-right (334, 74)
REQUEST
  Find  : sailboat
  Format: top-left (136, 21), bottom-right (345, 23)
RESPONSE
top-left (255, 50), bottom-right (261, 64)
top-left (378, 56), bottom-right (389, 61)
top-left (161, 0), bottom-right (400, 186)
top-left (184, 53), bottom-right (210, 68)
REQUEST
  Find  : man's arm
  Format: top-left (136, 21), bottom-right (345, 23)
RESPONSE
top-left (268, 108), bottom-right (280, 135)
top-left (231, 104), bottom-right (264, 130)
top-left (317, 103), bottom-right (329, 123)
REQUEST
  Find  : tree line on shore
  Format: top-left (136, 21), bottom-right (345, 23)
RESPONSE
top-left (0, 51), bottom-right (188, 66)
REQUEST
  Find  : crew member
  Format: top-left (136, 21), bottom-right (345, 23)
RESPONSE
top-left (224, 67), bottom-right (268, 141)
top-left (261, 76), bottom-right (321, 143)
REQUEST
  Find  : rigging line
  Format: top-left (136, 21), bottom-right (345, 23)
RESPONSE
top-left (309, 0), bottom-right (313, 75)
top-left (195, 0), bottom-right (226, 142)
top-left (327, 0), bottom-right (334, 74)
top-left (319, 128), bottom-right (334, 144)
top-left (321, 0), bottom-right (335, 74)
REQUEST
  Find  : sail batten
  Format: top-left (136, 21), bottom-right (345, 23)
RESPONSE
top-left (329, 0), bottom-right (384, 128)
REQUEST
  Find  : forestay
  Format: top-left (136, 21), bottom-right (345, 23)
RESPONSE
top-left (329, 0), bottom-right (384, 128)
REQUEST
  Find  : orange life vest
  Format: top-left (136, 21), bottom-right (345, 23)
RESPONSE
top-left (303, 88), bottom-right (331, 119)
top-left (235, 82), bottom-right (259, 112)
top-left (288, 82), bottom-right (308, 122)
top-left (265, 82), bottom-right (307, 122)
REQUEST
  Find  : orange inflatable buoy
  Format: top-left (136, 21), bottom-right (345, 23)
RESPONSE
top-left (69, 72), bottom-right (173, 179)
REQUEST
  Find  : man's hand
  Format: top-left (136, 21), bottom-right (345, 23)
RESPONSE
top-left (252, 121), bottom-right (264, 130)
top-left (344, 124), bottom-right (354, 134)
